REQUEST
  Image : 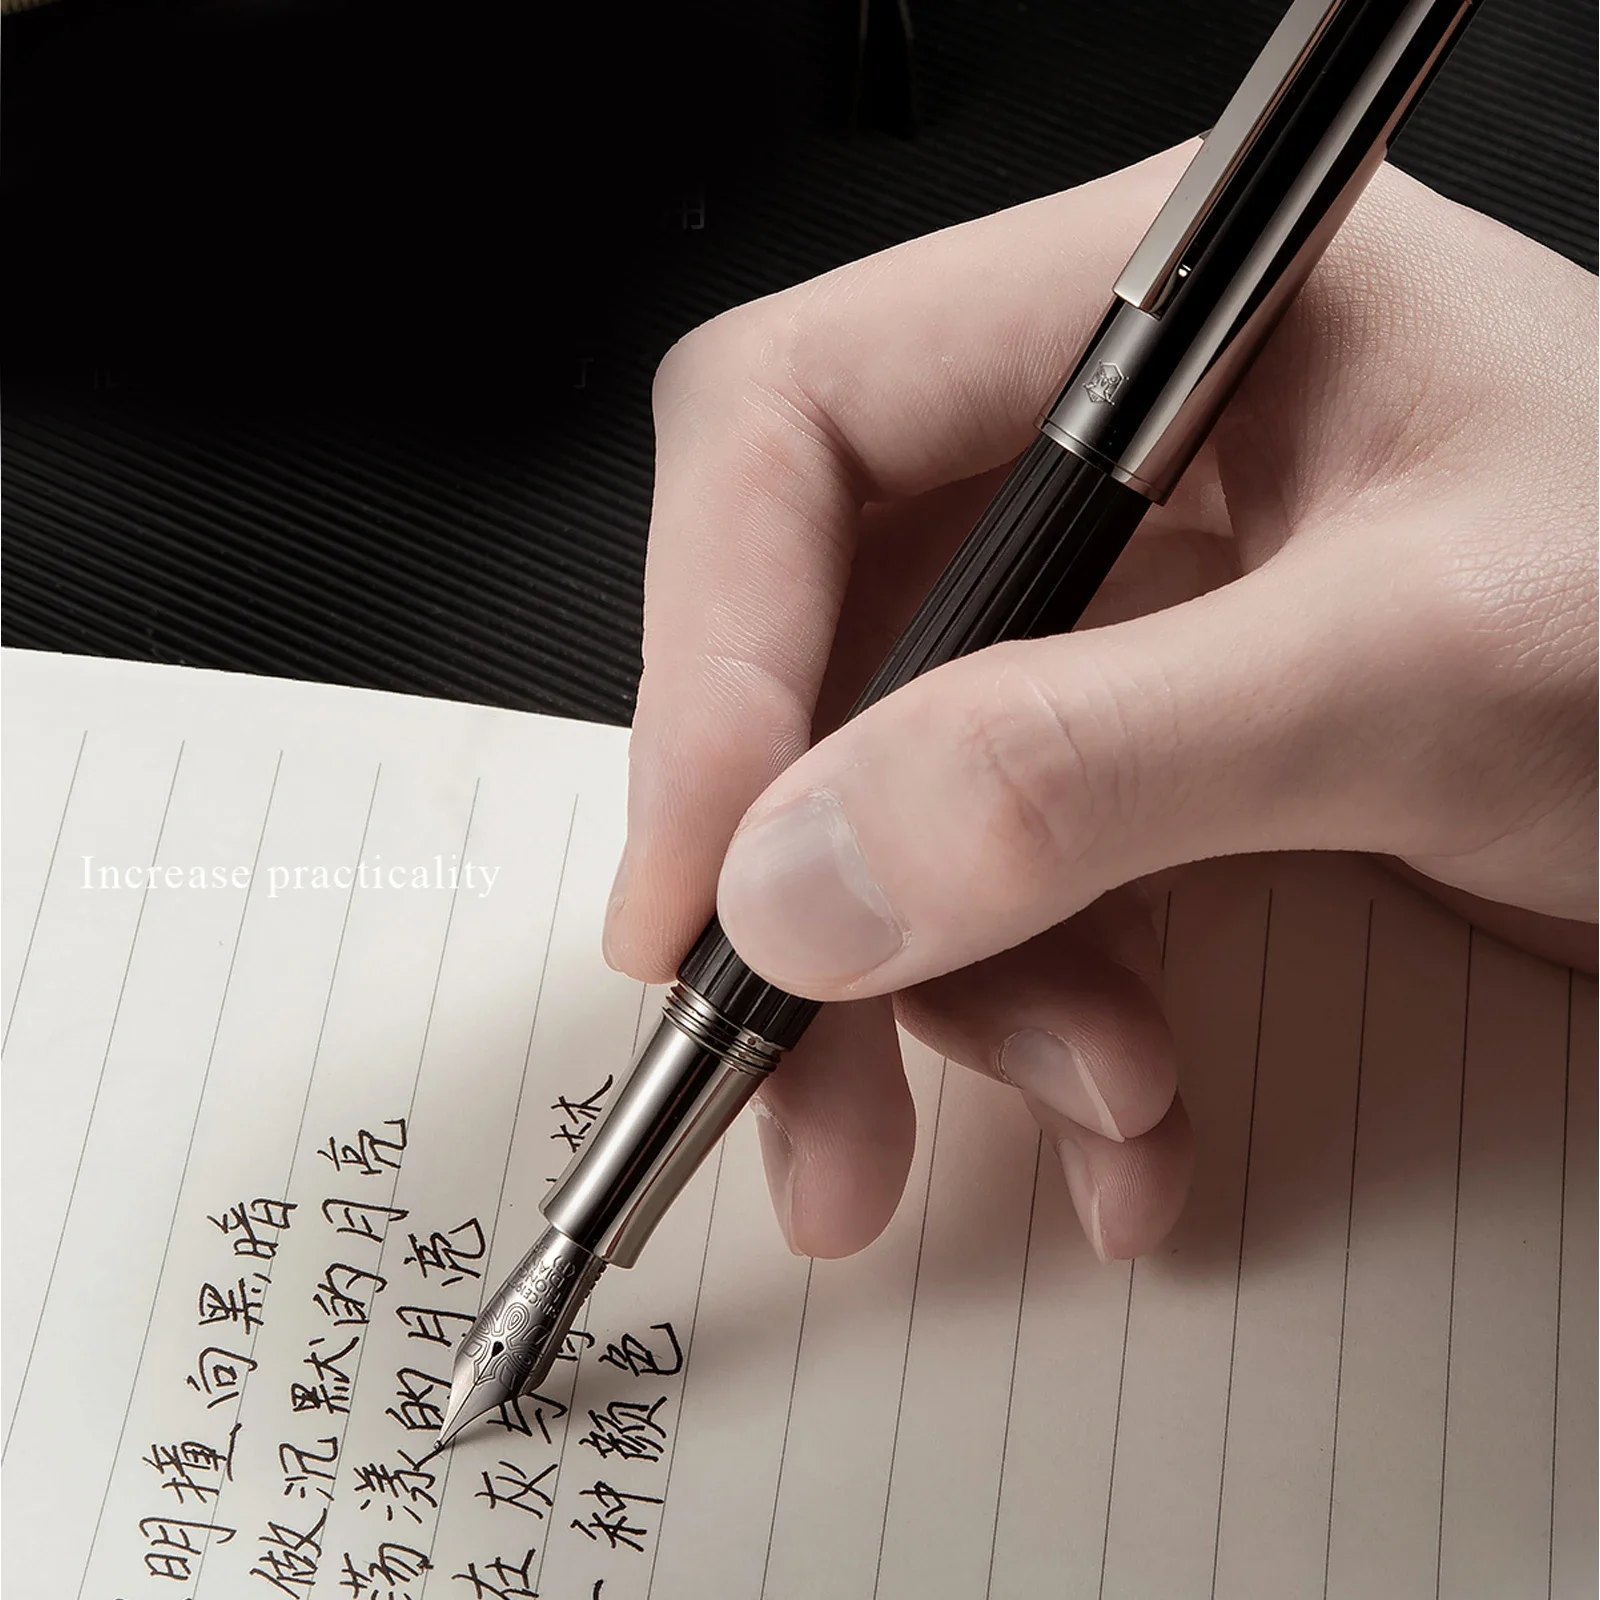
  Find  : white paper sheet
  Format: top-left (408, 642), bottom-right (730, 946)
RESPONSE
top-left (3, 649), bottom-right (1592, 1600)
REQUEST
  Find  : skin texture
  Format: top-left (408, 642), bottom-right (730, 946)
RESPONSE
top-left (600, 143), bottom-right (1598, 1263)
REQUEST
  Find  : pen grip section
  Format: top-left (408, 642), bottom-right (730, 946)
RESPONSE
top-left (542, 987), bottom-right (778, 1266)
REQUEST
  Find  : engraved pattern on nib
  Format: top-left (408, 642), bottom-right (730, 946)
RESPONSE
top-left (461, 1231), bottom-right (599, 1398)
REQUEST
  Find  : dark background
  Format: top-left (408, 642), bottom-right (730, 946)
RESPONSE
top-left (4, 0), bottom-right (1595, 727)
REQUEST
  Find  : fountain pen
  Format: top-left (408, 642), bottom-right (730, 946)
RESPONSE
top-left (438, 0), bottom-right (1482, 1447)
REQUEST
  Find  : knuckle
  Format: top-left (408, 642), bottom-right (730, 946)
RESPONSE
top-left (650, 306), bottom-right (756, 424)
top-left (651, 295), bottom-right (802, 420)
top-left (650, 295), bottom-right (846, 499)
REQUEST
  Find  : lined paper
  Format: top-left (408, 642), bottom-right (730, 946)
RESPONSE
top-left (3, 648), bottom-right (1593, 1600)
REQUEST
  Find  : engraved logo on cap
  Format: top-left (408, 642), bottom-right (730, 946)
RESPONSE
top-left (1083, 361), bottom-right (1126, 404)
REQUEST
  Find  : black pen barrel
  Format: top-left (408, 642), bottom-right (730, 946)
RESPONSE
top-left (848, 437), bottom-right (1150, 708)
top-left (678, 436), bottom-right (1151, 1048)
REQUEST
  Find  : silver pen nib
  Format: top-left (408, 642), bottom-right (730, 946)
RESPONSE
top-left (436, 1226), bottom-right (606, 1450)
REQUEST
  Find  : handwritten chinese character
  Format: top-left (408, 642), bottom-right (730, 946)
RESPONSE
top-left (550, 1075), bottom-right (614, 1153)
top-left (569, 1482), bottom-right (663, 1554)
top-left (485, 1390), bottom-right (568, 1446)
top-left (314, 1262), bottom-right (388, 1326)
top-left (209, 1197), bottom-right (297, 1259)
top-left (556, 1329), bottom-right (597, 1363)
top-left (321, 1198), bottom-right (409, 1244)
top-left (198, 1273), bottom-right (268, 1333)
top-left (352, 1451), bottom-right (440, 1524)
top-left (142, 1422), bottom-right (239, 1504)
top-left (578, 1397), bottom-right (668, 1464)
top-left (475, 1459), bottom-right (555, 1517)
top-left (452, 1547), bottom-right (539, 1599)
top-left (278, 1436), bottom-right (340, 1503)
top-left (595, 1322), bottom-right (682, 1379)
top-left (402, 1217), bottom-right (486, 1287)
top-left (186, 1345), bottom-right (257, 1408)
top-left (137, 1515), bottom-right (235, 1581)
top-left (337, 1541), bottom-right (430, 1599)
top-left (319, 1119), bottom-right (407, 1177)
top-left (395, 1304), bottom-right (475, 1347)
top-left (291, 1334), bottom-right (359, 1414)
top-left (250, 1509), bottom-right (326, 1596)
top-left (385, 1367), bottom-right (449, 1433)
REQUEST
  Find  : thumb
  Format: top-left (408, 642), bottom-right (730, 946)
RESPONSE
top-left (713, 543), bottom-right (1477, 998)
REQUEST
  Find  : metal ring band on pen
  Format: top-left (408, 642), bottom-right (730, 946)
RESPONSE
top-left (662, 982), bottom-right (784, 1075)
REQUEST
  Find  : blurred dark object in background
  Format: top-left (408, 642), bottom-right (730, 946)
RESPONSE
top-left (4, 0), bottom-right (1595, 725)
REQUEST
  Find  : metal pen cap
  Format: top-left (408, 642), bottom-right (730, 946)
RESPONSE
top-left (1041, 0), bottom-right (1482, 502)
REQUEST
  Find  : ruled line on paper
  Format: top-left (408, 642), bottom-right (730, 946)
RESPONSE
top-left (1094, 883), bottom-right (1177, 1600)
top-left (173, 759), bottom-right (384, 1581)
top-left (532, 1298), bottom-right (596, 1595)
top-left (418, 790), bottom-right (580, 1600)
top-left (4, 742), bottom-right (187, 1459)
top-left (279, 765), bottom-right (385, 1206)
top-left (519, 970), bottom-right (652, 1591)
top-left (1322, 900), bottom-right (1376, 1600)
top-left (870, 1060), bottom-right (951, 1600)
top-left (180, 764), bottom-right (462, 1598)
top-left (1546, 969), bottom-right (1575, 1600)
top-left (1096, 1265), bottom-right (1137, 1600)
top-left (629, 984), bottom-right (653, 1054)
top-left (2, 727), bottom-right (87, 1050)
top-left (1434, 928), bottom-right (1475, 1600)
top-left (523, 975), bottom-right (653, 1597)
top-left (1208, 890), bottom-right (1274, 1600)
top-left (757, 1258), bottom-right (816, 1600)
top-left (413, 1440), bottom-right (462, 1598)
top-left (481, 793), bottom-right (582, 1272)
top-left (294, 784), bottom-right (484, 1547)
top-left (470, 785), bottom-right (581, 1320)
top-left (75, 753), bottom-right (285, 1600)
top-left (643, 1138), bottom-right (731, 1599)
top-left (983, 1133), bottom-right (1044, 1600)
top-left (400, 785), bottom-right (482, 1131)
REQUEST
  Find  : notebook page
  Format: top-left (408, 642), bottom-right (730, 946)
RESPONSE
top-left (2, 648), bottom-right (1592, 1600)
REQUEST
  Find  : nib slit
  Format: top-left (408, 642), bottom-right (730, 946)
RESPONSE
top-left (433, 1226), bottom-right (606, 1452)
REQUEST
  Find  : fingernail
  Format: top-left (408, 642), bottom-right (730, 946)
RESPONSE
top-left (719, 790), bottom-right (906, 989)
top-left (600, 912), bottom-right (624, 971)
top-left (1056, 1135), bottom-right (1111, 1264)
top-left (999, 1028), bottom-right (1124, 1142)
top-left (753, 1099), bottom-right (803, 1255)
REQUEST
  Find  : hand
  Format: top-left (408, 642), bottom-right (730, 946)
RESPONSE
top-left (601, 144), bottom-right (1598, 1263)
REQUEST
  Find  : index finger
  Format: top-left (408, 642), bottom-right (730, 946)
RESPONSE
top-left (603, 144), bottom-right (1194, 980)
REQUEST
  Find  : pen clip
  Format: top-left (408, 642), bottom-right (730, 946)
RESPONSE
top-left (1114, 0), bottom-right (1350, 314)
